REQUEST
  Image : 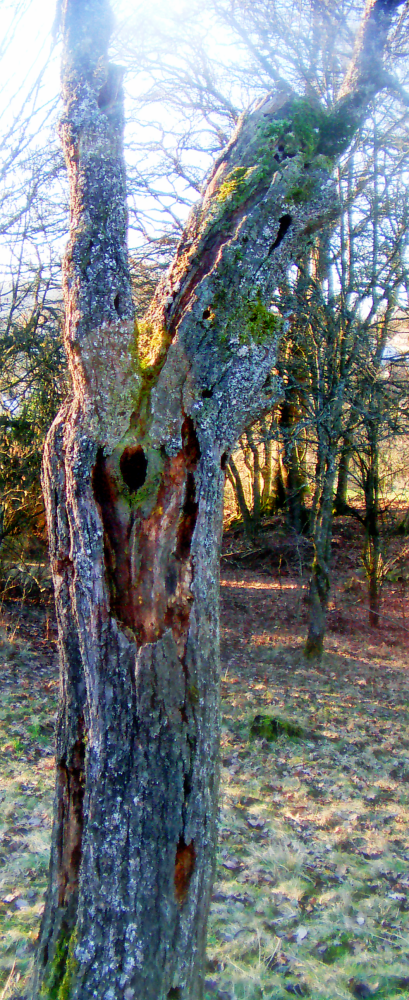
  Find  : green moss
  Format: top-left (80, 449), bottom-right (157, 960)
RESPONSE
top-left (209, 94), bottom-right (356, 239)
top-left (214, 291), bottom-right (282, 346)
top-left (58, 929), bottom-right (78, 1000)
top-left (242, 297), bottom-right (281, 343)
top-left (316, 104), bottom-right (358, 158)
top-left (217, 166), bottom-right (256, 204)
top-left (249, 714), bottom-right (305, 742)
top-left (136, 318), bottom-right (170, 376)
top-left (290, 98), bottom-right (327, 157)
top-left (319, 932), bottom-right (354, 965)
top-left (40, 926), bottom-right (78, 1000)
top-left (285, 176), bottom-right (315, 205)
top-left (188, 684), bottom-right (199, 705)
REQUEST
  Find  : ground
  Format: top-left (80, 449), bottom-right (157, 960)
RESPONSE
top-left (1, 516), bottom-right (409, 1000)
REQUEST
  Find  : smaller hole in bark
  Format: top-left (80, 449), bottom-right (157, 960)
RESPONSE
top-left (202, 388), bottom-right (213, 399)
top-left (181, 416), bottom-right (201, 465)
top-left (220, 452), bottom-right (228, 471)
top-left (167, 991), bottom-right (181, 999)
top-left (174, 838), bottom-right (196, 904)
top-left (114, 293), bottom-right (120, 314)
top-left (120, 447), bottom-right (148, 494)
top-left (202, 307), bottom-right (211, 319)
top-left (269, 213), bottom-right (292, 254)
top-left (184, 773), bottom-right (192, 797)
top-left (165, 562), bottom-right (178, 597)
top-left (175, 472), bottom-right (198, 561)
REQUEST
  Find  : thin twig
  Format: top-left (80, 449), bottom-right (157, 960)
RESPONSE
top-left (0, 960), bottom-right (16, 1000)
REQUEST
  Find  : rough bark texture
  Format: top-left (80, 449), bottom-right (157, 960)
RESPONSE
top-left (34, 1), bottom-right (404, 997)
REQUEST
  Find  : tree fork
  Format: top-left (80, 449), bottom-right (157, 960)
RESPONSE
top-left (34, 1), bottom-right (405, 997)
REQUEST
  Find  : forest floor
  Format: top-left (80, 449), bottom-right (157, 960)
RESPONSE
top-left (1, 516), bottom-right (409, 999)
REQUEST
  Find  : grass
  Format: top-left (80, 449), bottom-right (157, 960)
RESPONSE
top-left (0, 604), bottom-right (57, 1000)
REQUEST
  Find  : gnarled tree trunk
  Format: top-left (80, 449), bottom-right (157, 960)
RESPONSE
top-left (34, 1), bottom-right (403, 997)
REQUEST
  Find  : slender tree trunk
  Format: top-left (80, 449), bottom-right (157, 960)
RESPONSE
top-left (305, 458), bottom-right (337, 659)
top-left (260, 417), bottom-right (274, 508)
top-left (227, 455), bottom-right (253, 534)
top-left (363, 431), bottom-right (381, 627)
top-left (246, 426), bottom-right (262, 526)
top-left (334, 440), bottom-right (351, 512)
top-left (280, 401), bottom-right (308, 533)
top-left (34, 1), bottom-right (403, 996)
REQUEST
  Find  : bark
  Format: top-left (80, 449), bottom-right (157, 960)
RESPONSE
top-left (245, 426), bottom-right (262, 525)
top-left (334, 439), bottom-right (351, 512)
top-left (304, 457), bottom-right (337, 659)
top-left (260, 416), bottom-right (274, 508)
top-left (363, 429), bottom-right (381, 627)
top-left (34, 1), bottom-right (404, 997)
top-left (227, 455), bottom-right (253, 534)
top-left (279, 400), bottom-right (308, 533)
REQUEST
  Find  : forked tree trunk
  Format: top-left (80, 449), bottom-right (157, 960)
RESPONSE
top-left (34, 1), bottom-right (403, 997)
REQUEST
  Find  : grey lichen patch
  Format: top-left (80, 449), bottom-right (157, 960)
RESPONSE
top-left (78, 318), bottom-right (141, 449)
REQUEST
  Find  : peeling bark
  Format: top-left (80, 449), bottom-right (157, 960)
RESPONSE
top-left (34, 1), bottom-right (405, 997)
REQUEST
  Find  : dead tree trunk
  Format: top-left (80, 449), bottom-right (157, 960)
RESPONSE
top-left (34, 1), bottom-right (404, 997)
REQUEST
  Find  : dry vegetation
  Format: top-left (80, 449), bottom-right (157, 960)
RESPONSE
top-left (0, 516), bottom-right (409, 1000)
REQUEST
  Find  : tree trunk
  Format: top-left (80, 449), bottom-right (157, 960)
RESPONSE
top-left (246, 426), bottom-right (262, 525)
top-left (305, 458), bottom-right (337, 659)
top-left (279, 400), bottom-right (308, 534)
top-left (334, 440), bottom-right (351, 513)
top-left (260, 416), bottom-right (274, 509)
top-left (34, 1), bottom-right (403, 996)
top-left (363, 427), bottom-right (381, 628)
top-left (227, 454), bottom-right (253, 533)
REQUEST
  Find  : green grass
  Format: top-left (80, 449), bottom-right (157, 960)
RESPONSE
top-left (2, 589), bottom-right (409, 1000)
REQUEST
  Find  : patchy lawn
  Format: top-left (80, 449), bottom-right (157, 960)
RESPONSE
top-left (1, 518), bottom-right (409, 1000)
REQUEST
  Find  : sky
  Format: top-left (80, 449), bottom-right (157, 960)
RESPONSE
top-left (0, 0), bottom-right (217, 267)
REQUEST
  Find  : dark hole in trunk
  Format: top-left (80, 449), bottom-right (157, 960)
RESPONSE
top-left (120, 446), bottom-right (148, 493)
top-left (174, 417), bottom-right (200, 561)
top-left (167, 990), bottom-right (181, 998)
top-left (174, 838), bottom-right (196, 904)
top-left (113, 292), bottom-right (120, 314)
top-left (57, 722), bottom-right (86, 910)
top-left (175, 472), bottom-right (198, 561)
top-left (269, 213), bottom-right (292, 253)
top-left (221, 451), bottom-right (228, 470)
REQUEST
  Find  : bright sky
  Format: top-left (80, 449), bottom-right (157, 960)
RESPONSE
top-left (0, 0), bottom-right (214, 263)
